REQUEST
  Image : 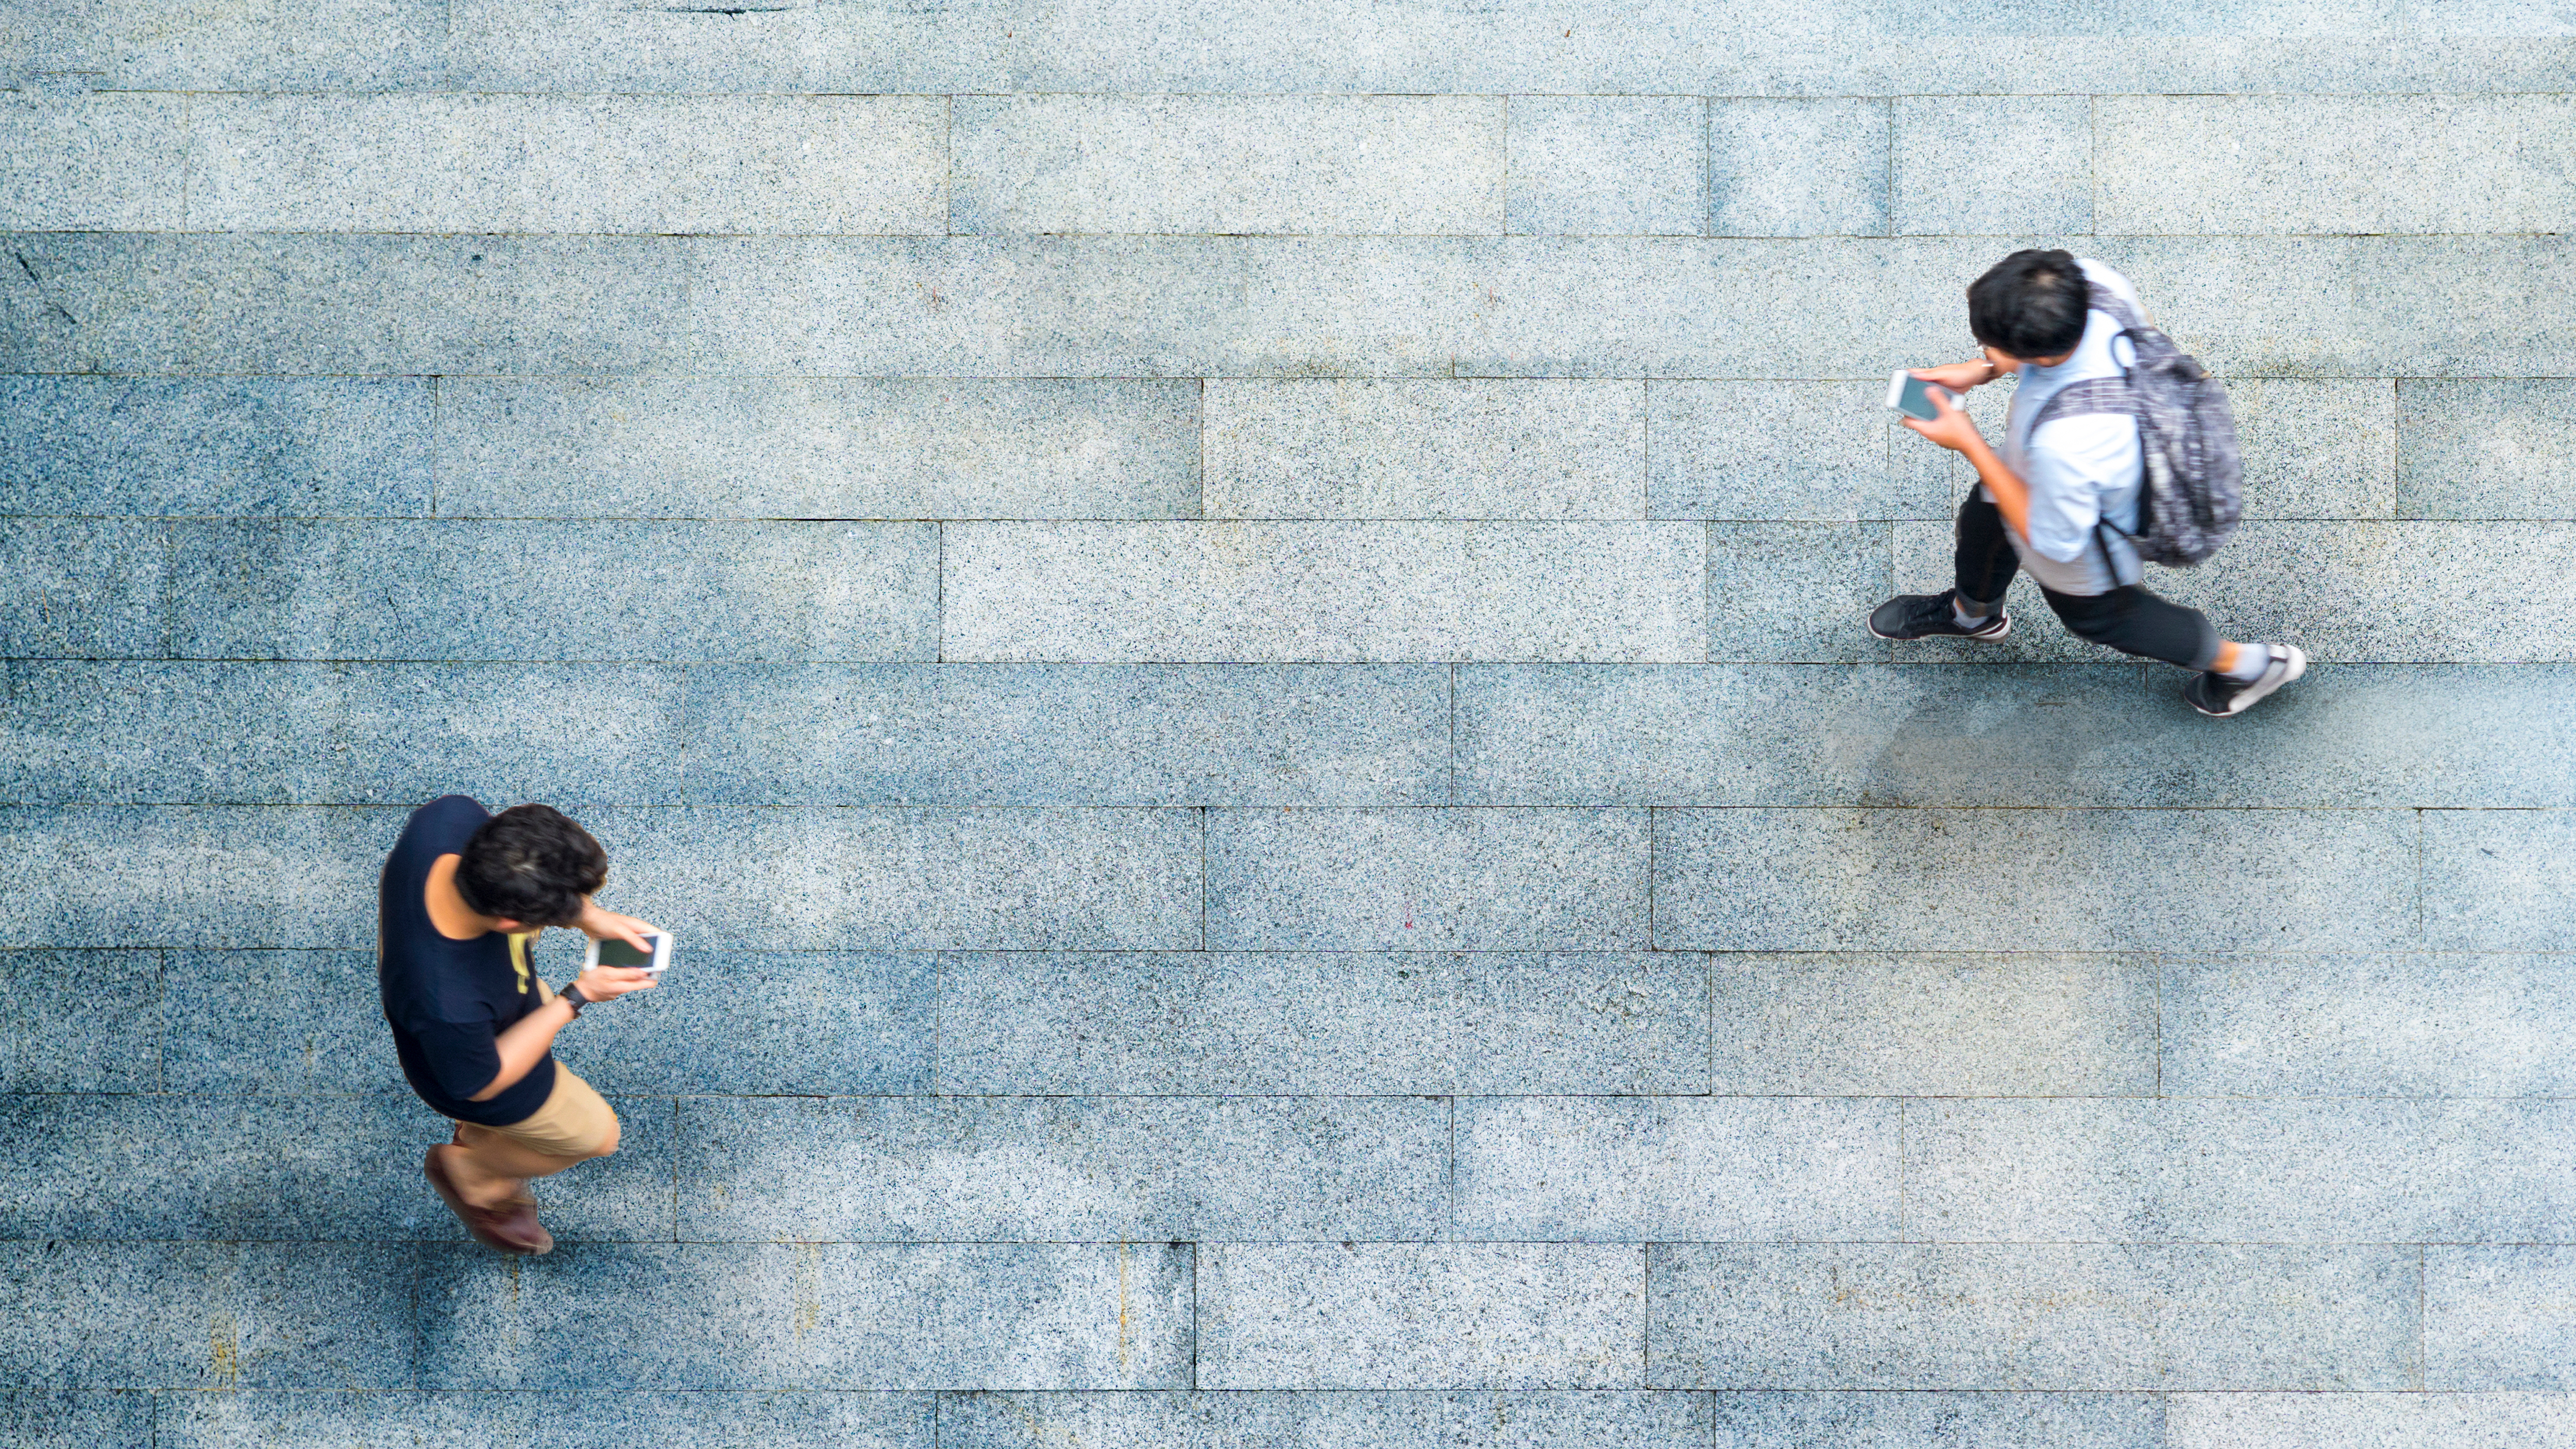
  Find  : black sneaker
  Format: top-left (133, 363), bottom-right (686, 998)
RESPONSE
top-left (1867, 589), bottom-right (2011, 642)
top-left (2185, 644), bottom-right (2308, 718)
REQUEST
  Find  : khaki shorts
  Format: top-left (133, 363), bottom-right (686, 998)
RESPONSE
top-left (459, 1062), bottom-right (616, 1159)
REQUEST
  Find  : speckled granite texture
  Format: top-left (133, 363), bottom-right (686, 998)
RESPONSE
top-left (7, 2), bottom-right (2576, 1443)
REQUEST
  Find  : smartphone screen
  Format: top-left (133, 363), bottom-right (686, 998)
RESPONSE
top-left (1887, 370), bottom-right (1948, 422)
top-left (598, 934), bottom-right (663, 971)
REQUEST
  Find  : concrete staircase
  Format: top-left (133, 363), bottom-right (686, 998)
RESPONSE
top-left (6, 3), bottom-right (2576, 1444)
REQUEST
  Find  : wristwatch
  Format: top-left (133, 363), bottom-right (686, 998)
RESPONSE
top-left (560, 982), bottom-right (588, 1015)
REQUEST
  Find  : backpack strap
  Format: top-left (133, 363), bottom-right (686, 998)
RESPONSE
top-left (2083, 279), bottom-right (2145, 333)
top-left (2028, 376), bottom-right (2133, 433)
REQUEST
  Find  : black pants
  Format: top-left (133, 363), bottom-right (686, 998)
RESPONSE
top-left (1954, 489), bottom-right (2219, 671)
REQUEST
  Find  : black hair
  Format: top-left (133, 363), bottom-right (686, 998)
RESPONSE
top-left (1967, 249), bottom-right (2091, 360)
top-left (454, 804), bottom-right (607, 927)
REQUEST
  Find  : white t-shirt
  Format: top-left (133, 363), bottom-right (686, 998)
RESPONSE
top-left (1992, 258), bottom-right (2146, 596)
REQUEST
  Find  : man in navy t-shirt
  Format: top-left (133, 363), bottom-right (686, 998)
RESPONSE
top-left (380, 796), bottom-right (659, 1254)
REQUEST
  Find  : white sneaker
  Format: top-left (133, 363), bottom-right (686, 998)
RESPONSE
top-left (2185, 644), bottom-right (2308, 718)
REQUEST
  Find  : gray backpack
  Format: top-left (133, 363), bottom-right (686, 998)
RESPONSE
top-left (2027, 282), bottom-right (2243, 568)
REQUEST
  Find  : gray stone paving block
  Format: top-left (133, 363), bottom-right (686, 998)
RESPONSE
top-left (2428, 1247), bottom-right (2576, 1389)
top-left (0, 1393), bottom-right (150, 1449)
top-left (1649, 382), bottom-right (1897, 521)
top-left (439, 0), bottom-right (971, 92)
top-left (1893, 97), bottom-right (2092, 236)
top-left (159, 949), bottom-right (393, 1095)
top-left (2424, 810), bottom-right (2576, 950)
top-left (148, 1393), bottom-right (418, 1449)
top-left (1651, 1243), bottom-right (2417, 1390)
top-left (432, 1392), bottom-right (928, 1449)
top-left (2098, 95), bottom-right (2576, 237)
top-left (1206, 808), bottom-right (1647, 950)
top-left (1454, 236), bottom-right (1966, 380)
top-left (1203, 381), bottom-right (1646, 520)
top-left (2230, 377), bottom-right (2395, 519)
top-left (564, 951), bottom-right (934, 1096)
top-left (683, 235), bottom-right (1478, 379)
top-left (2104, 234), bottom-right (2576, 380)
top-left (0, 1241), bottom-right (415, 1390)
top-left (1453, 1097), bottom-right (1901, 1242)
top-left (602, 807), bottom-right (1203, 950)
top-left (418, 1242), bottom-right (1190, 1390)
top-left (165, 520), bottom-right (938, 662)
top-left (1196, 1243), bottom-right (1646, 1390)
top-left (2168, 1391), bottom-right (2576, 1448)
top-left (2399, 379), bottom-right (2576, 520)
top-left (1909, 1098), bottom-right (2576, 1244)
top-left (0, 1093), bottom-right (674, 1244)
top-left (1711, 1392), bottom-right (2164, 1448)
top-left (1508, 97), bottom-right (1704, 236)
top-left (951, 95), bottom-right (1505, 236)
top-left (9, 666), bottom-right (252, 804)
top-left (2, 661), bottom-right (686, 809)
top-left (1708, 99), bottom-right (1887, 237)
top-left (941, 1390), bottom-right (1711, 1448)
top-left (2162, 954), bottom-right (2576, 1097)
top-left (21, 233), bottom-right (2570, 381)
top-left (682, 664), bottom-right (1448, 808)
top-left (0, 806), bottom-right (391, 949)
top-left (1459, 663), bottom-right (2149, 807)
top-left (3, 0), bottom-right (447, 89)
top-left (14, 232), bottom-right (1952, 380)
top-left (678, 1095), bottom-right (1446, 1242)
top-left (155, 1391), bottom-right (933, 1449)
top-left (935, 950), bottom-right (1706, 1095)
top-left (189, 95), bottom-right (945, 236)
top-left (1710, 953), bottom-right (2154, 1097)
top-left (50, 235), bottom-right (691, 377)
top-left (433, 0), bottom-right (2576, 95)
top-left (1707, 521), bottom-right (1892, 662)
top-left (335, 663), bottom-right (688, 809)
top-left (0, 92), bottom-right (185, 230)
top-left (2111, 521), bottom-right (2576, 664)
top-left (0, 949), bottom-right (158, 1092)
top-left (0, 377), bottom-right (433, 520)
top-left (941, 523), bottom-right (1706, 663)
top-left (1651, 807), bottom-right (2417, 951)
top-left (153, 1391), bottom-right (929, 1449)
top-left (436, 379), bottom-right (1199, 521)
top-left (1478, 660), bottom-right (2576, 810)
top-left (0, 519), bottom-right (166, 659)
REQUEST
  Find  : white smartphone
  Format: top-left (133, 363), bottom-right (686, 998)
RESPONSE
top-left (1886, 370), bottom-right (1952, 422)
top-left (586, 931), bottom-right (673, 977)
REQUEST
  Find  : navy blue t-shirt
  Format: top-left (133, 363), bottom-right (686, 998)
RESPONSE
top-left (378, 795), bottom-right (557, 1126)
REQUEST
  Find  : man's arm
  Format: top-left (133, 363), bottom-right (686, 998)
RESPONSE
top-left (1901, 384), bottom-right (2032, 540)
top-left (465, 897), bottom-right (662, 1102)
top-left (466, 960), bottom-right (658, 1101)
top-left (1912, 359), bottom-right (2000, 393)
top-left (468, 995), bottom-right (580, 1101)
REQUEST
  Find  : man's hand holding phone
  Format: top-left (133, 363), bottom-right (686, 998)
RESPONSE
top-left (573, 960), bottom-right (656, 1002)
top-left (1898, 374), bottom-right (1987, 455)
top-left (571, 898), bottom-right (665, 1002)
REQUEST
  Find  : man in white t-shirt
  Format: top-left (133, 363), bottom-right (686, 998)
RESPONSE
top-left (1867, 249), bottom-right (2306, 718)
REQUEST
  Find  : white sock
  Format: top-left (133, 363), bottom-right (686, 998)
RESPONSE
top-left (1952, 595), bottom-right (1998, 628)
top-left (2221, 643), bottom-right (2272, 682)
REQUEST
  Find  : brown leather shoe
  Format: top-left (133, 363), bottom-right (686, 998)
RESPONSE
top-left (424, 1147), bottom-right (554, 1255)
